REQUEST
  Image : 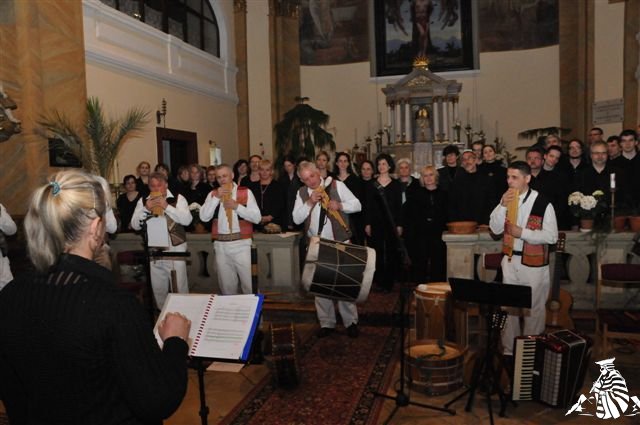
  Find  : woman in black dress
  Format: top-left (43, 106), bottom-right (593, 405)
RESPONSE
top-left (135, 161), bottom-right (151, 198)
top-left (116, 174), bottom-right (142, 232)
top-left (478, 144), bottom-right (507, 210)
top-left (334, 152), bottom-right (364, 245)
top-left (401, 165), bottom-right (448, 283)
top-left (365, 153), bottom-right (403, 292)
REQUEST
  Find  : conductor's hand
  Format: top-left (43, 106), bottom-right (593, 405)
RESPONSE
top-left (223, 199), bottom-right (238, 210)
top-left (158, 312), bottom-right (191, 343)
top-left (328, 200), bottom-right (341, 211)
top-left (500, 188), bottom-right (518, 207)
top-left (505, 222), bottom-right (523, 238)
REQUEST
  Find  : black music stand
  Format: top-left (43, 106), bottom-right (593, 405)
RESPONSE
top-left (445, 278), bottom-right (531, 425)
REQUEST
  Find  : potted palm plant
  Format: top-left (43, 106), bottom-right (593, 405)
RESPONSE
top-left (39, 97), bottom-right (149, 180)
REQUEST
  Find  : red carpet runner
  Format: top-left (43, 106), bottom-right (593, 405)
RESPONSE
top-left (221, 324), bottom-right (400, 425)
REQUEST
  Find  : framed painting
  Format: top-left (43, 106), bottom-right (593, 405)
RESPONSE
top-left (48, 138), bottom-right (82, 168)
top-left (373, 0), bottom-right (476, 76)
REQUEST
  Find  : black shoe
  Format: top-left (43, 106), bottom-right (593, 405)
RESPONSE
top-left (317, 327), bottom-right (334, 338)
top-left (347, 323), bottom-right (359, 338)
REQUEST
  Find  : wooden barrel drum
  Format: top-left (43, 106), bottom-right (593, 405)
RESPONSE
top-left (405, 339), bottom-right (467, 396)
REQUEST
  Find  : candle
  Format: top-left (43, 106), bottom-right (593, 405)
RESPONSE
top-left (466, 108), bottom-right (470, 125)
top-left (378, 112), bottom-right (382, 130)
top-left (611, 173), bottom-right (616, 189)
top-left (367, 120), bottom-right (371, 137)
top-left (495, 120), bottom-right (499, 138)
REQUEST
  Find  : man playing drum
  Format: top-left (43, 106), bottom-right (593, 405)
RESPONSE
top-left (293, 161), bottom-right (362, 338)
top-left (489, 161), bottom-right (558, 356)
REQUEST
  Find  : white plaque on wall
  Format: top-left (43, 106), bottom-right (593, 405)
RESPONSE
top-left (592, 99), bottom-right (624, 125)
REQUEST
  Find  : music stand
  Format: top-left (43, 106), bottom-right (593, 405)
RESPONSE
top-left (445, 278), bottom-right (531, 425)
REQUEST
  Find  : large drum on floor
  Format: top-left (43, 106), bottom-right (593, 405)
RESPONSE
top-left (301, 237), bottom-right (375, 303)
top-left (405, 339), bottom-right (467, 396)
top-left (415, 283), bottom-right (468, 347)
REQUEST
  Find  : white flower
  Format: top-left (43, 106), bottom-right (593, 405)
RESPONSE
top-left (592, 190), bottom-right (604, 197)
top-left (580, 195), bottom-right (597, 211)
top-left (189, 202), bottom-right (201, 211)
top-left (568, 192), bottom-right (584, 206)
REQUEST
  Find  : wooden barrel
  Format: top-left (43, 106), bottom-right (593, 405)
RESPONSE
top-left (405, 339), bottom-right (467, 396)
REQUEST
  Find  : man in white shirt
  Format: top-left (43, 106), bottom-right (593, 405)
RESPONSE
top-left (489, 161), bottom-right (558, 356)
top-left (293, 161), bottom-right (362, 338)
top-left (0, 203), bottom-right (17, 290)
top-left (131, 172), bottom-right (192, 309)
top-left (199, 164), bottom-right (261, 295)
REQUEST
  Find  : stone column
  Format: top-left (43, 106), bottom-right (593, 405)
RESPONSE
top-left (390, 103), bottom-right (396, 142)
top-left (234, 0), bottom-right (250, 159)
top-left (269, 0), bottom-right (301, 151)
top-left (443, 98), bottom-right (450, 142)
top-left (453, 98), bottom-right (459, 123)
top-left (387, 103), bottom-right (393, 134)
top-left (395, 101), bottom-right (402, 143)
top-left (433, 97), bottom-right (440, 142)
top-left (404, 100), bottom-right (412, 142)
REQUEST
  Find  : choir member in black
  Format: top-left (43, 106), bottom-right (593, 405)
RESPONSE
top-left (177, 166), bottom-right (190, 191)
top-left (315, 151), bottom-right (332, 179)
top-left (574, 141), bottom-right (627, 207)
top-left (401, 165), bottom-right (447, 283)
top-left (396, 158), bottom-right (420, 204)
top-left (183, 164), bottom-right (210, 205)
top-left (611, 129), bottom-right (640, 208)
top-left (277, 155), bottom-right (302, 231)
top-left (567, 138), bottom-right (590, 181)
top-left (365, 153), bottom-right (403, 292)
top-left (135, 160), bottom-right (151, 198)
top-left (543, 146), bottom-right (573, 230)
top-left (334, 152), bottom-right (365, 245)
top-left (448, 150), bottom-right (494, 225)
top-left (544, 134), bottom-right (572, 177)
top-left (250, 159), bottom-right (285, 231)
top-left (438, 144), bottom-right (461, 192)
top-left (205, 165), bottom-right (219, 190)
top-left (154, 163), bottom-right (183, 197)
top-left (359, 160), bottom-right (375, 183)
top-left (233, 159), bottom-right (249, 184)
top-left (607, 135), bottom-right (622, 162)
top-left (240, 155), bottom-right (261, 187)
top-left (526, 146), bottom-right (546, 192)
top-left (471, 140), bottom-right (485, 166)
top-left (116, 175), bottom-right (142, 232)
top-left (478, 144), bottom-right (507, 209)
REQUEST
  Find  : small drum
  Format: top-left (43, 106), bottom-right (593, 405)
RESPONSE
top-left (301, 237), bottom-right (375, 303)
top-left (415, 283), bottom-right (452, 342)
top-left (405, 339), bottom-right (467, 395)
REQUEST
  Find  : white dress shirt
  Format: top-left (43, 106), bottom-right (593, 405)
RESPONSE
top-left (199, 183), bottom-right (261, 232)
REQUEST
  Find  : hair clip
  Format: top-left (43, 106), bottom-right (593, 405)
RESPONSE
top-left (49, 181), bottom-right (61, 196)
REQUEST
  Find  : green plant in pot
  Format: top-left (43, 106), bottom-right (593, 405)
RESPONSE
top-left (39, 97), bottom-right (150, 180)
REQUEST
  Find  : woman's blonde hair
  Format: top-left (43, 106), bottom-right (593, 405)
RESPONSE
top-left (420, 165), bottom-right (439, 185)
top-left (25, 170), bottom-right (107, 272)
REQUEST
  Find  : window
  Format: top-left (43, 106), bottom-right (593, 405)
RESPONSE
top-left (100, 0), bottom-right (220, 57)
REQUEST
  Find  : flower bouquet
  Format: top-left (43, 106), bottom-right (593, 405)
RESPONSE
top-left (568, 190), bottom-right (607, 231)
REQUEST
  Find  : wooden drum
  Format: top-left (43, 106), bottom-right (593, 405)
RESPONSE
top-left (414, 283), bottom-right (452, 342)
top-left (405, 339), bottom-right (467, 396)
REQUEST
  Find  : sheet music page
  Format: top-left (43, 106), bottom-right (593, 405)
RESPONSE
top-left (147, 216), bottom-right (171, 247)
top-left (154, 294), bottom-right (212, 348)
top-left (192, 294), bottom-right (261, 360)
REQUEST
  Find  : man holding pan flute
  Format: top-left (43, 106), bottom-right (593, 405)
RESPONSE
top-left (200, 164), bottom-right (261, 295)
top-left (489, 161), bottom-right (558, 356)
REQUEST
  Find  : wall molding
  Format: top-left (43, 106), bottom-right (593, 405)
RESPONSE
top-left (82, 0), bottom-right (238, 103)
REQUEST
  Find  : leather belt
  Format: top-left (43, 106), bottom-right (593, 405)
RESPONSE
top-left (215, 232), bottom-right (243, 242)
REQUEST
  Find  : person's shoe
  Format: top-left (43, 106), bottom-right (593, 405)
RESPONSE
top-left (317, 327), bottom-right (334, 338)
top-left (347, 323), bottom-right (359, 338)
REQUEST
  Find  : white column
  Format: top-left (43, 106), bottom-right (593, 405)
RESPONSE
top-left (395, 102), bottom-right (402, 143)
top-left (444, 98), bottom-right (451, 142)
top-left (404, 101), bottom-right (412, 142)
top-left (387, 104), bottom-right (393, 132)
top-left (432, 98), bottom-right (440, 142)
top-left (453, 98), bottom-right (459, 123)
top-left (390, 103), bottom-right (396, 142)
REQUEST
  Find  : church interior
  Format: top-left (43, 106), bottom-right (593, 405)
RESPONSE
top-left (2, 0), bottom-right (640, 424)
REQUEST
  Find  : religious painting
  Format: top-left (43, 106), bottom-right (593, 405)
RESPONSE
top-left (373, 0), bottom-right (475, 76)
top-left (300, 0), bottom-right (369, 65)
top-left (478, 0), bottom-right (558, 52)
top-left (48, 138), bottom-right (82, 168)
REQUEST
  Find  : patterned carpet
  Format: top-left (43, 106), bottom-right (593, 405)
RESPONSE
top-left (220, 324), bottom-right (400, 425)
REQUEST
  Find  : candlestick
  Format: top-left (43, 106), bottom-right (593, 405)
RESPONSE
top-left (466, 108), bottom-right (470, 125)
top-left (378, 112), bottom-right (382, 130)
top-left (610, 173), bottom-right (616, 189)
top-left (495, 120), bottom-right (499, 139)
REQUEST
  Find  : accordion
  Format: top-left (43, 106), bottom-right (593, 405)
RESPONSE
top-left (512, 329), bottom-right (592, 408)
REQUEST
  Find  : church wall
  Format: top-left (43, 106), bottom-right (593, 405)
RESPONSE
top-left (594, 0), bottom-right (625, 137)
top-left (85, 63), bottom-right (238, 180)
top-left (246, 0), bottom-right (273, 159)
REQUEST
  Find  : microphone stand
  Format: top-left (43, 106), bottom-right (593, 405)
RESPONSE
top-left (370, 183), bottom-right (455, 423)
